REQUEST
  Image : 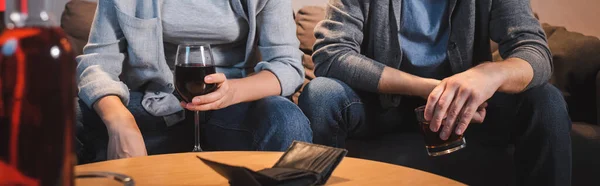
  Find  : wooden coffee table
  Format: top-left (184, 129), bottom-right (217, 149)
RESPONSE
top-left (75, 152), bottom-right (465, 185)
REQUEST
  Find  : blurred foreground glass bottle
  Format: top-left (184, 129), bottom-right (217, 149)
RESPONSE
top-left (0, 0), bottom-right (76, 185)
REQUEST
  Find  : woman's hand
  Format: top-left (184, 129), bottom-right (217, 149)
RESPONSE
top-left (104, 113), bottom-right (147, 160)
top-left (182, 73), bottom-right (240, 111)
top-left (95, 96), bottom-right (148, 160)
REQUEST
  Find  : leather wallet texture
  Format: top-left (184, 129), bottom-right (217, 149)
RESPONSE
top-left (198, 141), bottom-right (347, 186)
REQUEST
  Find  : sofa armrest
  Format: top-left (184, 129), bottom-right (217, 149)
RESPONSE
top-left (60, 0), bottom-right (97, 56)
top-left (542, 24), bottom-right (600, 124)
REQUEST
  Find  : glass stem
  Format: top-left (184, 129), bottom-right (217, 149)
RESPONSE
top-left (193, 111), bottom-right (203, 152)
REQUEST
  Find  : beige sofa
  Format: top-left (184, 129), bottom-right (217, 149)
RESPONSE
top-left (61, 1), bottom-right (600, 185)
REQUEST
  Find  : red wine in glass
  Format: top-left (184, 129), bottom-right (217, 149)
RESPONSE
top-left (174, 44), bottom-right (217, 152)
top-left (175, 63), bottom-right (217, 103)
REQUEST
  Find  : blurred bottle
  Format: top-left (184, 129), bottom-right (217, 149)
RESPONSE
top-left (1, 0), bottom-right (5, 31)
top-left (0, 0), bottom-right (76, 185)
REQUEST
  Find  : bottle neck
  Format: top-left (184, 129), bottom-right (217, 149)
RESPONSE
top-left (5, 0), bottom-right (57, 28)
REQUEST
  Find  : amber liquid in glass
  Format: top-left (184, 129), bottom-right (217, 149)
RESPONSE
top-left (415, 106), bottom-right (466, 156)
top-left (420, 121), bottom-right (465, 146)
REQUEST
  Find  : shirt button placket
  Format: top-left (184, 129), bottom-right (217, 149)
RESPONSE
top-left (448, 41), bottom-right (460, 72)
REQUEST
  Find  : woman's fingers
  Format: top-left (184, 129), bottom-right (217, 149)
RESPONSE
top-left (205, 73), bottom-right (227, 84)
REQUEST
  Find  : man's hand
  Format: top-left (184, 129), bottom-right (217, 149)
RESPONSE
top-left (94, 96), bottom-right (148, 160)
top-left (424, 64), bottom-right (504, 140)
top-left (183, 73), bottom-right (240, 111)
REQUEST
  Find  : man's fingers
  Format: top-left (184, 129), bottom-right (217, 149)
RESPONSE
top-left (479, 102), bottom-right (488, 109)
top-left (429, 82), bottom-right (458, 133)
top-left (472, 108), bottom-right (487, 124)
top-left (425, 82), bottom-right (445, 121)
top-left (470, 102), bottom-right (488, 124)
top-left (440, 87), bottom-right (470, 140)
top-left (455, 98), bottom-right (480, 135)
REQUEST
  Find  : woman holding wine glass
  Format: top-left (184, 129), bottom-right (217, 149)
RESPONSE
top-left (75, 0), bottom-right (311, 163)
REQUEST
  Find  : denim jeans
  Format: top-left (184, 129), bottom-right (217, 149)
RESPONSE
top-left (76, 92), bottom-right (312, 163)
top-left (298, 77), bottom-right (572, 186)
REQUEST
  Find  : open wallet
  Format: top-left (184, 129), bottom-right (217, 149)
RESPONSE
top-left (197, 141), bottom-right (348, 186)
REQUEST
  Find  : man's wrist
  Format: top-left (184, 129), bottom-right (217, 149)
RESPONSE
top-left (473, 62), bottom-right (508, 90)
top-left (416, 77), bottom-right (441, 99)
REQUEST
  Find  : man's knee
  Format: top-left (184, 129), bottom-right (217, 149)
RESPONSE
top-left (298, 77), bottom-right (357, 112)
top-left (520, 83), bottom-right (567, 113)
top-left (519, 83), bottom-right (571, 134)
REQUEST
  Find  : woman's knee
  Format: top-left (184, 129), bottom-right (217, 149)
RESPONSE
top-left (251, 97), bottom-right (312, 148)
top-left (253, 96), bottom-right (310, 132)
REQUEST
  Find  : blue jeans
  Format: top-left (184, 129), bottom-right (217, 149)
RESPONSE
top-left (298, 77), bottom-right (572, 186)
top-left (76, 92), bottom-right (312, 163)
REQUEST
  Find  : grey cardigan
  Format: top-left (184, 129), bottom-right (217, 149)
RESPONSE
top-left (76, 0), bottom-right (303, 125)
top-left (313, 0), bottom-right (552, 108)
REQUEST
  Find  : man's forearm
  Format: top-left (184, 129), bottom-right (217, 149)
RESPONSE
top-left (475, 58), bottom-right (534, 94)
top-left (378, 66), bottom-right (440, 99)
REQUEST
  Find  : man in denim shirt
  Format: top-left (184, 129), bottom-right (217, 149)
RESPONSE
top-left (299, 0), bottom-right (571, 185)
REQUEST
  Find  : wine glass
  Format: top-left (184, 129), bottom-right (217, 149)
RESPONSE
top-left (174, 44), bottom-right (217, 152)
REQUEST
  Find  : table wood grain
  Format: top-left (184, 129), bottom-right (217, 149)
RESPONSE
top-left (75, 152), bottom-right (465, 186)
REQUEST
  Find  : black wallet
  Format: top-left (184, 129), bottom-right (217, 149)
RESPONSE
top-left (198, 141), bottom-right (348, 186)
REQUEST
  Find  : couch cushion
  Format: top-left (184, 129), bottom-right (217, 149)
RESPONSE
top-left (492, 23), bottom-right (600, 124)
top-left (543, 24), bottom-right (600, 124)
top-left (292, 0), bottom-right (327, 13)
top-left (295, 6), bottom-right (326, 54)
top-left (292, 6), bottom-right (326, 103)
top-left (571, 122), bottom-right (600, 186)
top-left (60, 0), bottom-right (97, 56)
top-left (291, 54), bottom-right (316, 104)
